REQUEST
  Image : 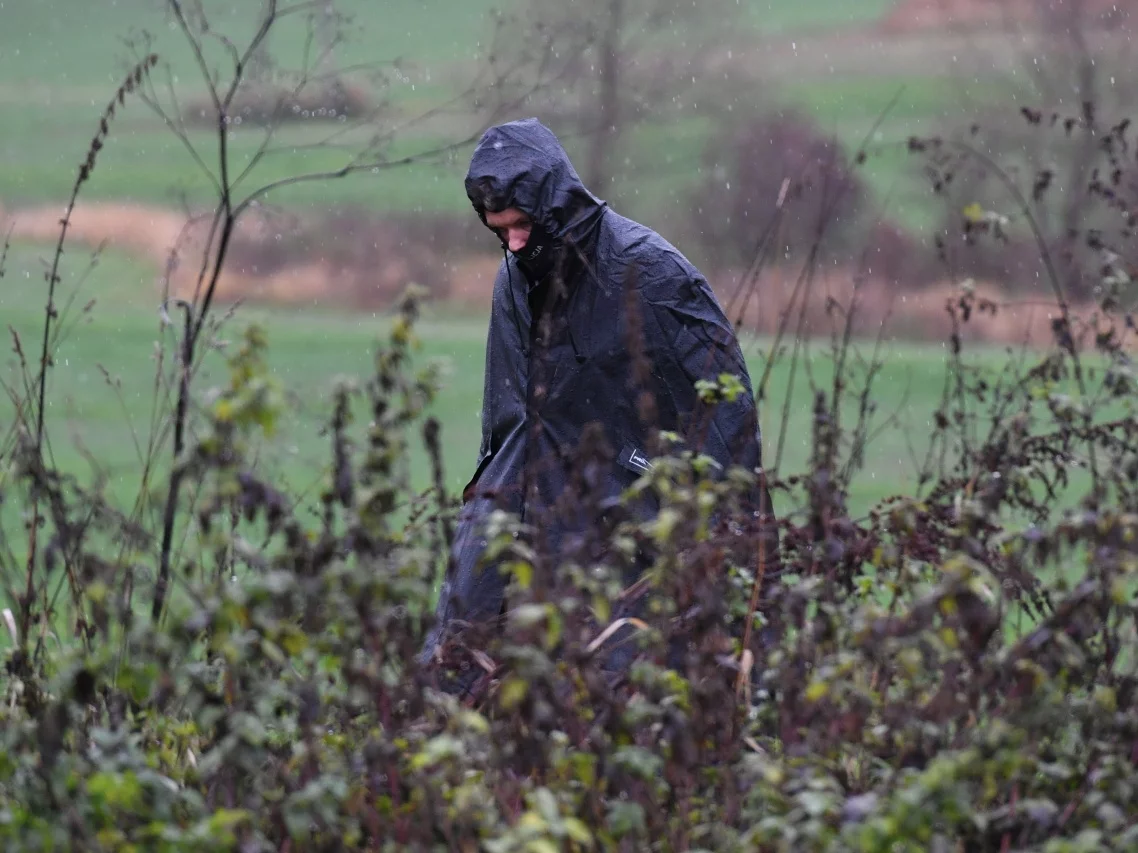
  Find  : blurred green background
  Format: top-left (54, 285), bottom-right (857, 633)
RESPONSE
top-left (0, 0), bottom-right (1089, 546)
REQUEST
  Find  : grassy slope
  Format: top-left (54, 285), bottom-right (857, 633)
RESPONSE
top-left (0, 0), bottom-right (899, 87)
top-left (0, 0), bottom-right (973, 229)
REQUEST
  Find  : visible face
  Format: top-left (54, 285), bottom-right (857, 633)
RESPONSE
top-left (484, 207), bottom-right (533, 253)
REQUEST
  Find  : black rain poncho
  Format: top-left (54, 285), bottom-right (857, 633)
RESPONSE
top-left (420, 118), bottom-right (777, 679)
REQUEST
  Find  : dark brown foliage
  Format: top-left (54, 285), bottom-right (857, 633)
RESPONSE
top-left (689, 109), bottom-right (872, 270)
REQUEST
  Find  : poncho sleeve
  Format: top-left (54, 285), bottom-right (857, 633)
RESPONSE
top-left (636, 261), bottom-right (780, 560)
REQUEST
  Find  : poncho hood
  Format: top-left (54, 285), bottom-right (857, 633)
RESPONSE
top-left (464, 117), bottom-right (608, 249)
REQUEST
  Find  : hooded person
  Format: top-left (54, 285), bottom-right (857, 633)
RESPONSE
top-left (418, 118), bottom-right (778, 694)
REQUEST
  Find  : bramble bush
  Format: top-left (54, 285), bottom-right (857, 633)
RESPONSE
top-left (3, 26), bottom-right (1138, 853)
top-left (5, 264), bottom-right (1138, 850)
top-left (4, 248), bottom-right (1138, 851)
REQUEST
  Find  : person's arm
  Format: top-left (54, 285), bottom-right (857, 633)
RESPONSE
top-left (639, 268), bottom-right (780, 559)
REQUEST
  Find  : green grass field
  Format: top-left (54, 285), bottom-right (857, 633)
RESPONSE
top-left (1, 240), bottom-right (1011, 517)
top-left (5, 238), bottom-right (1109, 623)
top-left (0, 0), bottom-right (987, 231)
top-left (0, 0), bottom-right (900, 88)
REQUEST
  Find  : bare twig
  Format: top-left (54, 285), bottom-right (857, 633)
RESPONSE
top-left (20, 54), bottom-right (157, 648)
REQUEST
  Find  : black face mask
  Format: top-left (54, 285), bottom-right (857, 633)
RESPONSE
top-left (512, 221), bottom-right (557, 284)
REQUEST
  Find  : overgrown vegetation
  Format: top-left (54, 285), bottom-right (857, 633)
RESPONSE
top-left (3, 3), bottom-right (1138, 852)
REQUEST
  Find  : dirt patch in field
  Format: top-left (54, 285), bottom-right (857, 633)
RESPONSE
top-left (0, 199), bottom-right (1116, 349)
top-left (880, 0), bottom-right (1136, 34)
top-left (0, 200), bottom-right (492, 308)
top-left (713, 265), bottom-right (1104, 349)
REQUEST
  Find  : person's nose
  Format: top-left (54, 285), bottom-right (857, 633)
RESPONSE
top-left (508, 228), bottom-right (529, 253)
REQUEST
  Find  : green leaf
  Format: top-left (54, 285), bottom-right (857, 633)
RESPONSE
top-left (652, 508), bottom-right (681, 545)
top-left (613, 746), bottom-right (663, 781)
top-left (563, 817), bottom-right (593, 846)
top-left (532, 787), bottom-right (559, 824)
top-left (544, 607), bottom-right (563, 651)
top-left (607, 801), bottom-right (646, 838)
top-left (86, 771), bottom-right (144, 811)
top-left (717, 372), bottom-right (746, 402)
top-left (511, 604), bottom-right (548, 630)
top-left (410, 735), bottom-right (464, 771)
top-left (280, 627), bottom-right (308, 657)
top-left (962, 202), bottom-right (986, 222)
top-left (592, 594), bottom-right (611, 626)
top-left (207, 808), bottom-right (251, 833)
top-left (799, 790), bottom-right (832, 818)
top-left (1093, 685), bottom-right (1117, 713)
top-left (512, 560), bottom-right (534, 590)
top-left (499, 677), bottom-right (529, 711)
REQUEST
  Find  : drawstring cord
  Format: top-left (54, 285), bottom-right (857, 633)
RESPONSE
top-left (506, 244), bottom-right (584, 363)
top-left (502, 228), bottom-right (603, 365)
top-left (563, 246), bottom-right (586, 364)
top-left (504, 246), bottom-right (528, 356)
